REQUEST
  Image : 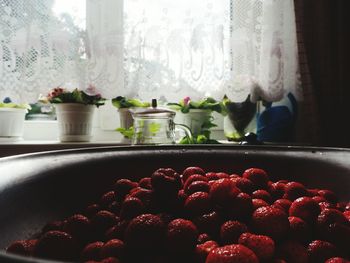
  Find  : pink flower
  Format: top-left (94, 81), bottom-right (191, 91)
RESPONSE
top-left (84, 84), bottom-right (99, 96)
top-left (183, 96), bottom-right (191, 106)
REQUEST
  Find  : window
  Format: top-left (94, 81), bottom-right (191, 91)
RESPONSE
top-left (1, 0), bottom-right (301, 104)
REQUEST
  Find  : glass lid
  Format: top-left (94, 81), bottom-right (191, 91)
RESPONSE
top-left (130, 99), bottom-right (176, 118)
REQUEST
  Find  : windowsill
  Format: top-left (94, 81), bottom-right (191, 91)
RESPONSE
top-left (0, 118), bottom-right (227, 157)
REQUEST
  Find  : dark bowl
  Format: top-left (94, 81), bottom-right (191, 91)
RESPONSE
top-left (1, 145), bottom-right (350, 262)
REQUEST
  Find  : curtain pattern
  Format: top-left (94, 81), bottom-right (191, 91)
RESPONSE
top-left (0, 0), bottom-right (88, 102)
top-left (0, 0), bottom-right (301, 104)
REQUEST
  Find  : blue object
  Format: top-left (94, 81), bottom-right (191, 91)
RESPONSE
top-left (257, 93), bottom-right (298, 143)
top-left (3, 97), bottom-right (12, 103)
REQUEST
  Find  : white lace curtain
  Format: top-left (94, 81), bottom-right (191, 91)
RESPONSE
top-left (0, 0), bottom-right (301, 103)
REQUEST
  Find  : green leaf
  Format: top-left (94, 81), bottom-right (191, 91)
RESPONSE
top-left (51, 97), bottom-right (63, 103)
top-left (116, 126), bottom-right (134, 139)
top-left (112, 96), bottom-right (150, 108)
top-left (168, 97), bottom-right (225, 114)
top-left (201, 118), bottom-right (217, 130)
top-left (178, 133), bottom-right (221, 144)
top-left (72, 88), bottom-right (84, 103)
top-left (149, 122), bottom-right (161, 134)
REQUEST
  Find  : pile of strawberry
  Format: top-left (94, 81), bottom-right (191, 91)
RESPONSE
top-left (6, 167), bottom-right (350, 263)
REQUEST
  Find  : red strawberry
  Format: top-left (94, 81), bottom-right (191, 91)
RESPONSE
top-left (242, 168), bottom-right (269, 190)
top-left (277, 240), bottom-right (308, 263)
top-left (325, 258), bottom-right (350, 263)
top-left (186, 180), bottom-right (210, 195)
top-left (182, 167), bottom-right (205, 182)
top-left (196, 240), bottom-right (219, 263)
top-left (100, 257), bottom-right (121, 263)
top-left (42, 220), bottom-right (64, 233)
top-left (252, 190), bottom-right (272, 204)
top-left (177, 189), bottom-right (188, 208)
top-left (318, 190), bottom-right (338, 204)
top-left (63, 214), bottom-right (90, 244)
top-left (124, 214), bottom-right (165, 252)
top-left (105, 220), bottom-right (130, 241)
top-left (119, 196), bottom-right (144, 219)
top-left (166, 218), bottom-right (199, 254)
top-left (289, 197), bottom-right (321, 224)
top-left (81, 241), bottom-right (104, 261)
top-left (307, 240), bottom-right (338, 263)
top-left (308, 189), bottom-right (320, 197)
top-left (209, 178), bottom-right (240, 207)
top-left (230, 177), bottom-right (255, 194)
top-left (6, 239), bottom-right (37, 256)
top-left (113, 179), bottom-right (138, 199)
top-left (220, 220), bottom-right (248, 245)
top-left (227, 193), bottom-right (253, 221)
top-left (319, 201), bottom-right (336, 211)
top-left (206, 244), bottom-right (259, 263)
top-left (344, 211), bottom-right (350, 222)
top-left (273, 199), bottom-right (292, 213)
top-left (128, 187), bottom-right (153, 210)
top-left (337, 202), bottom-right (346, 212)
top-left (313, 196), bottom-right (327, 203)
top-left (317, 208), bottom-right (348, 234)
top-left (99, 239), bottom-right (125, 260)
top-left (91, 210), bottom-right (119, 237)
top-left (108, 201), bottom-right (121, 215)
top-left (33, 231), bottom-right (78, 261)
top-left (151, 168), bottom-right (182, 195)
top-left (100, 191), bottom-right (116, 208)
top-left (138, 177), bottom-right (152, 189)
top-left (252, 206), bottom-right (289, 241)
top-left (269, 182), bottom-right (286, 200)
top-left (345, 202), bottom-right (350, 211)
top-left (193, 211), bottom-right (221, 238)
top-left (184, 192), bottom-right (212, 216)
top-left (184, 174), bottom-right (209, 192)
top-left (288, 216), bottom-right (311, 243)
top-left (284, 182), bottom-right (308, 201)
top-left (216, 172), bottom-right (230, 179)
top-left (252, 199), bottom-right (269, 210)
top-left (198, 233), bottom-right (211, 244)
top-left (206, 172), bottom-right (220, 181)
top-left (238, 232), bottom-right (275, 262)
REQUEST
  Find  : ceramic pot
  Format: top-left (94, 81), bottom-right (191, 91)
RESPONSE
top-left (181, 109), bottom-right (212, 136)
top-left (55, 103), bottom-right (95, 142)
top-left (0, 108), bottom-right (27, 141)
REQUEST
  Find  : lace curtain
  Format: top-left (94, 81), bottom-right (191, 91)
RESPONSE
top-left (0, 0), bottom-right (301, 103)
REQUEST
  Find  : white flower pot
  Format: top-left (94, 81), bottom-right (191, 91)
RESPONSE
top-left (118, 108), bottom-right (133, 129)
top-left (55, 103), bottom-right (95, 142)
top-left (0, 108), bottom-right (27, 140)
top-left (181, 109), bottom-right (212, 136)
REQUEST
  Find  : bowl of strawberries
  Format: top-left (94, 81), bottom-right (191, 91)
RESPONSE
top-left (0, 145), bottom-right (350, 263)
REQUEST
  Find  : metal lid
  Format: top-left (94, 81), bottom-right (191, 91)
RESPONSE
top-left (130, 99), bottom-right (176, 118)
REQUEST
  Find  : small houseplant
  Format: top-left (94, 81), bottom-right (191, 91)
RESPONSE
top-left (222, 95), bottom-right (257, 141)
top-left (0, 97), bottom-right (31, 141)
top-left (167, 97), bottom-right (224, 144)
top-left (112, 96), bottom-right (150, 141)
top-left (47, 86), bottom-right (105, 142)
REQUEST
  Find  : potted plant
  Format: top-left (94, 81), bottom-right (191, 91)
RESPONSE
top-left (0, 97), bottom-right (31, 141)
top-left (112, 96), bottom-right (150, 141)
top-left (167, 97), bottom-right (224, 144)
top-left (222, 95), bottom-right (258, 142)
top-left (47, 85), bottom-right (105, 142)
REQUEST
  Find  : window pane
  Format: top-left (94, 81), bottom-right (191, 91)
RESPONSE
top-left (0, 0), bottom-right (86, 103)
top-left (124, 0), bottom-right (231, 102)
